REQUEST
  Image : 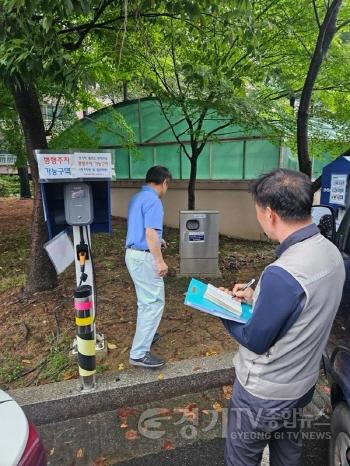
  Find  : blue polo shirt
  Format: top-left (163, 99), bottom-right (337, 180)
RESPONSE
top-left (125, 185), bottom-right (164, 250)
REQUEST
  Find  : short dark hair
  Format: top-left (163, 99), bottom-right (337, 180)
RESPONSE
top-left (249, 169), bottom-right (313, 222)
top-left (146, 166), bottom-right (172, 184)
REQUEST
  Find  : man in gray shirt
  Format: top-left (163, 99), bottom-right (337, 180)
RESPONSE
top-left (221, 169), bottom-right (345, 465)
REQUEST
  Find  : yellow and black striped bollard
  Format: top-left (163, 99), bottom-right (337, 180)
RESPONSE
top-left (74, 285), bottom-right (96, 390)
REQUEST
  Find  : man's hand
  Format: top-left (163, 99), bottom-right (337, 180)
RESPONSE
top-left (156, 259), bottom-right (168, 277)
top-left (146, 228), bottom-right (167, 276)
top-left (219, 284), bottom-right (254, 304)
top-left (231, 283), bottom-right (254, 305)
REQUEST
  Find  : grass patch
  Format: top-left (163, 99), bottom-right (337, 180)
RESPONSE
top-left (0, 353), bottom-right (24, 385)
top-left (40, 338), bottom-right (76, 383)
top-left (0, 273), bottom-right (25, 293)
top-left (96, 364), bottom-right (109, 374)
top-left (0, 175), bottom-right (21, 197)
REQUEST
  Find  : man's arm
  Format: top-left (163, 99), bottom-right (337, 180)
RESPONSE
top-left (221, 266), bottom-right (305, 354)
top-left (146, 228), bottom-right (168, 277)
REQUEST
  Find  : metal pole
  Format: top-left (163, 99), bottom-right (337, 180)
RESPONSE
top-left (71, 225), bottom-right (106, 388)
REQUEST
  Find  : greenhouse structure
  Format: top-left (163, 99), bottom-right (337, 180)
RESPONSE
top-left (61, 97), bottom-right (330, 239)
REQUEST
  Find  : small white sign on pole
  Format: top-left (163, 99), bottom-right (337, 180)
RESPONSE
top-left (330, 173), bottom-right (347, 206)
top-left (44, 230), bottom-right (75, 274)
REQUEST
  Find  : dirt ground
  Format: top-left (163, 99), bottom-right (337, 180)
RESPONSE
top-left (0, 198), bottom-right (275, 389)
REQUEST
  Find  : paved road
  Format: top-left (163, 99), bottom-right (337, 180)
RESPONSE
top-left (116, 433), bottom-right (329, 466)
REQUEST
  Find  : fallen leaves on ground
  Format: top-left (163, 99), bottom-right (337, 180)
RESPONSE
top-left (213, 402), bottom-right (223, 412)
top-left (118, 363), bottom-right (125, 371)
top-left (117, 407), bottom-right (138, 418)
top-left (162, 440), bottom-right (175, 450)
top-left (222, 385), bottom-right (233, 400)
top-left (92, 457), bottom-right (109, 466)
top-left (117, 407), bottom-right (138, 430)
top-left (108, 342), bottom-right (117, 350)
top-left (205, 350), bottom-right (218, 357)
top-left (125, 429), bottom-right (139, 441)
top-left (157, 373), bottom-right (164, 380)
top-left (174, 403), bottom-right (198, 421)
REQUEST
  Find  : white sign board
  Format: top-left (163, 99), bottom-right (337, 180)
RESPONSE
top-left (37, 153), bottom-right (73, 179)
top-left (74, 152), bottom-right (112, 178)
top-left (330, 173), bottom-right (347, 206)
top-left (44, 230), bottom-right (75, 274)
top-left (36, 151), bottom-right (113, 180)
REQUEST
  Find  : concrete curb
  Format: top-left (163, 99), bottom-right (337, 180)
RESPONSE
top-left (10, 352), bottom-right (235, 426)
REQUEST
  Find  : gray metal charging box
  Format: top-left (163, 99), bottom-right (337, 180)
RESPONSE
top-left (179, 210), bottom-right (221, 277)
top-left (64, 182), bottom-right (94, 226)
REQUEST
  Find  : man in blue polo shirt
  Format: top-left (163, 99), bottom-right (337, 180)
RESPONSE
top-left (125, 166), bottom-right (172, 368)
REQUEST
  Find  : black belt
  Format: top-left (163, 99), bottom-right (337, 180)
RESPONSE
top-left (127, 247), bottom-right (150, 252)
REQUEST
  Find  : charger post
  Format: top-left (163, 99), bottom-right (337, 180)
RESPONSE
top-left (36, 150), bottom-right (113, 391)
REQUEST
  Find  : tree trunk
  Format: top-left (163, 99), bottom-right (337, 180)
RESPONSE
top-left (17, 165), bottom-right (31, 198)
top-left (10, 78), bottom-right (57, 294)
top-left (123, 81), bottom-right (128, 101)
top-left (297, 0), bottom-right (343, 177)
top-left (188, 155), bottom-right (198, 210)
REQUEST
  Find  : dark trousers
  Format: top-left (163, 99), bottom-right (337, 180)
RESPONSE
top-left (225, 380), bottom-right (310, 466)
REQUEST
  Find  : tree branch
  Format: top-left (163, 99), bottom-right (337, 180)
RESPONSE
top-left (45, 94), bottom-right (63, 136)
top-left (270, 83), bottom-right (350, 101)
top-left (337, 18), bottom-right (350, 31)
top-left (312, 0), bottom-right (321, 28)
top-left (63, 0), bottom-right (116, 51)
top-left (60, 12), bottom-right (190, 38)
top-left (158, 98), bottom-right (191, 159)
top-left (199, 121), bottom-right (233, 153)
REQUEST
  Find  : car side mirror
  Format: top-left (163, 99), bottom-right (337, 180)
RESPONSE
top-left (311, 205), bottom-right (336, 243)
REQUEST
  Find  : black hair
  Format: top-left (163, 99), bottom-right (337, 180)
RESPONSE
top-left (249, 169), bottom-right (313, 222)
top-left (145, 166), bottom-right (172, 184)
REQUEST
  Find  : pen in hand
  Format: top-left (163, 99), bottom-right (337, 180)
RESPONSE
top-left (232, 278), bottom-right (256, 298)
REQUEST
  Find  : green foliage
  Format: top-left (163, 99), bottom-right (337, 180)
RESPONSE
top-left (257, 0), bottom-right (350, 159)
top-left (49, 122), bottom-right (99, 150)
top-left (0, 175), bottom-right (20, 197)
top-left (0, 1), bottom-right (97, 81)
top-left (40, 338), bottom-right (74, 383)
top-left (96, 364), bottom-right (109, 374)
top-left (122, 1), bottom-right (293, 157)
top-left (50, 108), bottom-right (137, 156)
top-left (0, 120), bottom-right (27, 168)
top-left (0, 353), bottom-right (24, 385)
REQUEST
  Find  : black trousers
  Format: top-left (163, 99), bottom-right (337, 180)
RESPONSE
top-left (225, 380), bottom-right (312, 466)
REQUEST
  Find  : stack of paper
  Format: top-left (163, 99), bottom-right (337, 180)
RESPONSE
top-left (204, 284), bottom-right (242, 316)
top-left (184, 279), bottom-right (253, 324)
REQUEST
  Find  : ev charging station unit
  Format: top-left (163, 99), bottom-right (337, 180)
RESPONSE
top-left (320, 155), bottom-right (350, 229)
top-left (179, 210), bottom-right (221, 277)
top-left (36, 149), bottom-right (113, 391)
